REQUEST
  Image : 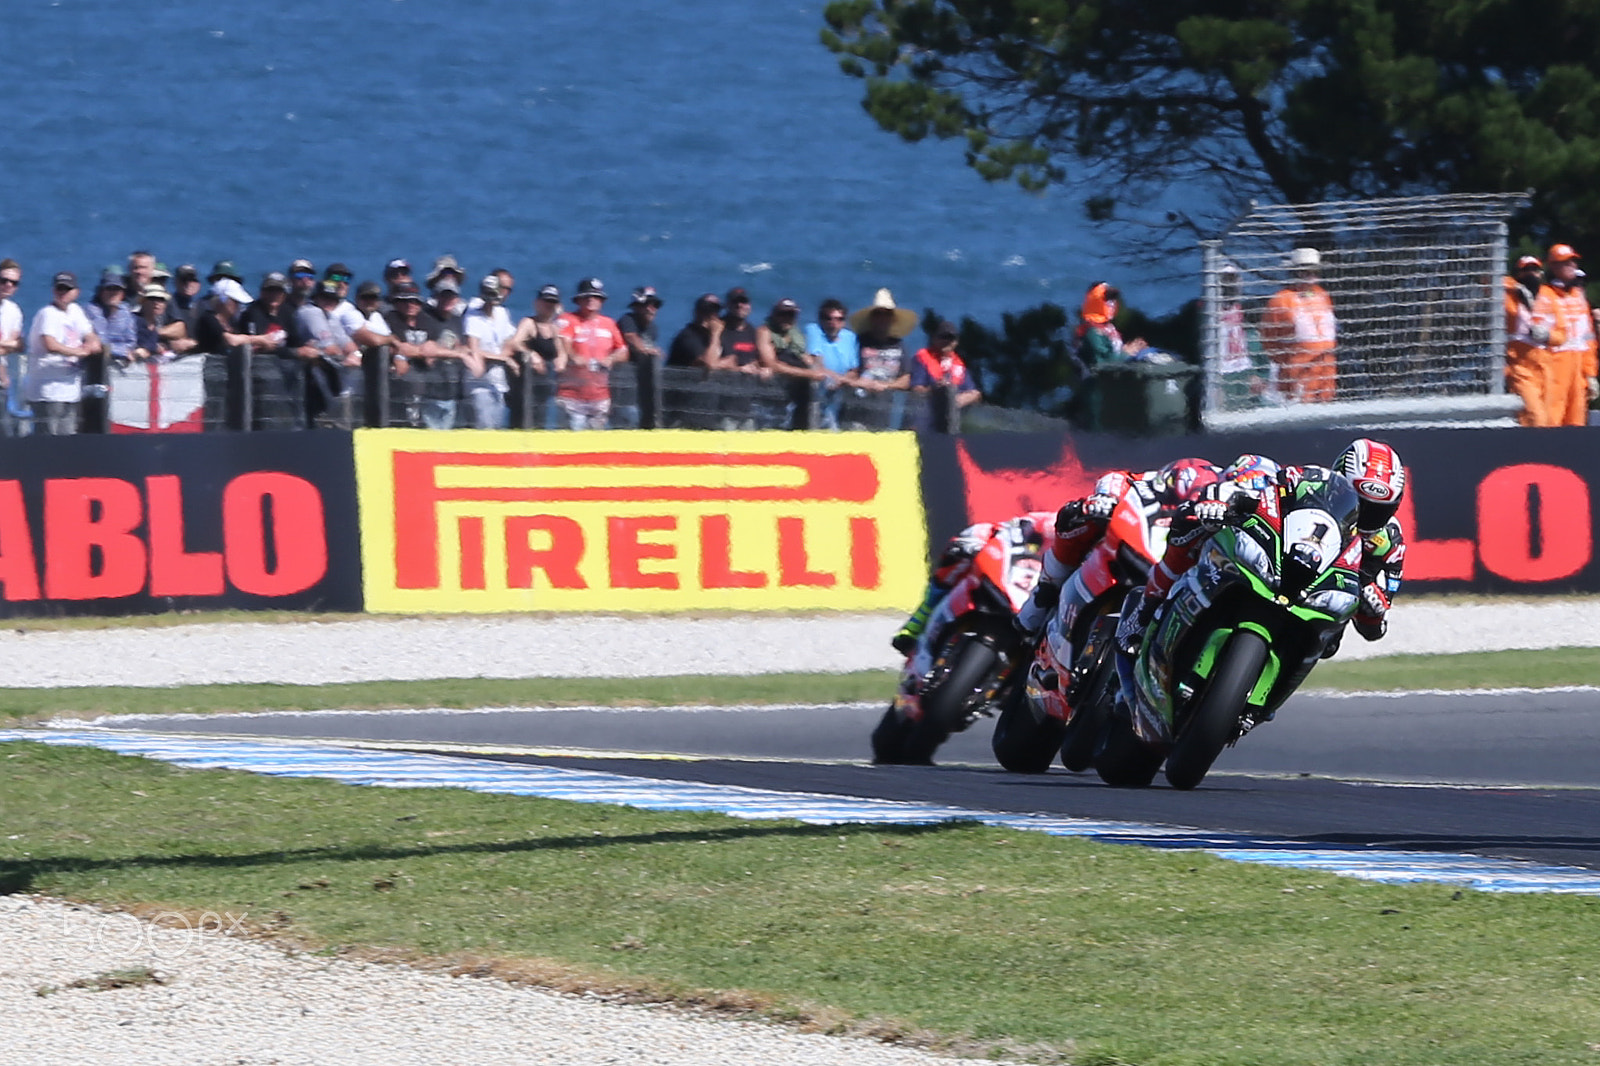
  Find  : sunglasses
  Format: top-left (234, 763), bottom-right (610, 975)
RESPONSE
top-left (823, 313), bottom-right (845, 320)
top-left (54, 285), bottom-right (76, 292)
top-left (327, 273), bottom-right (352, 283)
top-left (0, 278), bottom-right (18, 287)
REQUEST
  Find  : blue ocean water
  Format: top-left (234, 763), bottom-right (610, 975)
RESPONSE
top-left (0, 0), bottom-right (1193, 331)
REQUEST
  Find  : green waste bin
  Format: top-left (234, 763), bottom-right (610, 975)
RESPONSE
top-left (1085, 360), bottom-right (1200, 436)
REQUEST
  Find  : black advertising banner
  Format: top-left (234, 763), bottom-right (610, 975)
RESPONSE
top-left (0, 431), bottom-right (362, 616)
top-left (918, 427), bottom-right (1600, 594)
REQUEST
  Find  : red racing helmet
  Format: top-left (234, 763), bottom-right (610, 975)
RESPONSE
top-left (1157, 458), bottom-right (1221, 506)
top-left (1333, 438), bottom-right (1405, 531)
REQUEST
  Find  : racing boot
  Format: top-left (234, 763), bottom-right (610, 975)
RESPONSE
top-left (1114, 588), bottom-right (1156, 656)
top-left (892, 581), bottom-right (943, 656)
top-left (1013, 579), bottom-right (1060, 640)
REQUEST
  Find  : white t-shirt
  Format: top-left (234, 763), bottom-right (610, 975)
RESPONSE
top-left (0, 299), bottom-right (21, 348)
top-left (464, 304), bottom-right (515, 392)
top-left (26, 302), bottom-right (93, 403)
top-left (332, 299), bottom-right (366, 338)
top-left (363, 310), bottom-right (391, 337)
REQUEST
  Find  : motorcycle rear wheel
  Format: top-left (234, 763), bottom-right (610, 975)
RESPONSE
top-left (1164, 629), bottom-right (1269, 790)
top-left (991, 687), bottom-right (1066, 773)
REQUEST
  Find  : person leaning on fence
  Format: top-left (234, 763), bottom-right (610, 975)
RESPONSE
top-left (25, 272), bottom-right (102, 436)
top-left (295, 279), bottom-right (359, 424)
top-left (86, 269), bottom-right (137, 365)
top-left (1503, 254), bottom-right (1568, 427)
top-left (287, 258), bottom-right (317, 310)
top-left (462, 274), bottom-right (519, 429)
top-left (662, 292), bottom-right (725, 428)
top-left (556, 276), bottom-right (627, 431)
top-left (1543, 244), bottom-right (1598, 427)
top-left (506, 283), bottom-right (571, 427)
top-left (805, 297), bottom-right (858, 430)
top-left (910, 319), bottom-right (981, 431)
top-left (0, 259), bottom-right (22, 394)
top-left (235, 273), bottom-right (310, 429)
top-left (1260, 247), bottom-right (1337, 404)
top-left (758, 297), bottom-right (824, 429)
top-left (612, 286), bottom-right (662, 429)
top-left (844, 288), bottom-right (914, 429)
top-left (132, 284), bottom-right (176, 362)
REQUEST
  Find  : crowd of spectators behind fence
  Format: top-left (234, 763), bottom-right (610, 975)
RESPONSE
top-left (0, 252), bottom-right (983, 436)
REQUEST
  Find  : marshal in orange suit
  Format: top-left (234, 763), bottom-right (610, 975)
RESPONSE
top-left (1261, 246), bottom-right (1338, 404)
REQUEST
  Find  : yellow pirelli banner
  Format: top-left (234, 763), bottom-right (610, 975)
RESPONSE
top-left (353, 429), bottom-right (928, 613)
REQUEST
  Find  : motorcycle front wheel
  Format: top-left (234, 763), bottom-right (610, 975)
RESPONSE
top-left (1163, 629), bottom-right (1269, 790)
top-left (1093, 706), bottom-right (1163, 788)
top-left (1059, 623), bottom-right (1118, 773)
top-left (870, 704), bottom-right (922, 765)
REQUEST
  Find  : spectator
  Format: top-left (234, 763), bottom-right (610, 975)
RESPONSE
top-left (132, 285), bottom-right (175, 362)
top-left (666, 292), bottom-right (724, 370)
top-left (425, 277), bottom-right (464, 327)
top-left (507, 283), bottom-right (570, 427)
top-left (287, 258), bottom-right (318, 309)
top-left (426, 255), bottom-right (466, 294)
top-left (844, 288), bottom-right (913, 428)
top-left (718, 286), bottom-right (761, 371)
top-left (556, 276), bottom-right (626, 430)
top-left (191, 276), bottom-right (254, 355)
top-left (383, 258), bottom-right (413, 301)
top-left (123, 251), bottom-right (156, 298)
top-left (805, 297), bottom-right (858, 430)
top-left (1073, 282), bottom-right (1146, 366)
top-left (295, 279), bottom-right (359, 424)
top-left (614, 285), bottom-right (663, 428)
top-left (85, 269), bottom-right (137, 365)
top-left (1261, 247), bottom-right (1337, 403)
top-left (234, 272), bottom-right (308, 428)
top-left (143, 261), bottom-right (193, 353)
top-left (173, 264), bottom-right (204, 321)
top-left (385, 282), bottom-right (459, 430)
top-left (467, 268), bottom-right (516, 313)
top-left (0, 259), bottom-right (23, 395)
top-left (757, 297), bottom-right (824, 429)
top-left (25, 271), bottom-right (102, 435)
top-left (911, 319), bottom-right (982, 431)
top-left (350, 280), bottom-right (396, 350)
top-left (463, 273), bottom-right (518, 429)
top-left (321, 262), bottom-right (367, 341)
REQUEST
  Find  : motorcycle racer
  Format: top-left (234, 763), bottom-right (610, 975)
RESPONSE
top-left (1328, 438), bottom-right (1407, 641)
top-left (893, 511), bottom-right (1056, 656)
top-left (1014, 458), bottom-right (1221, 640)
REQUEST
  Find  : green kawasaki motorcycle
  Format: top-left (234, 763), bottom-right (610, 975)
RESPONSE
top-left (1095, 467), bottom-right (1364, 790)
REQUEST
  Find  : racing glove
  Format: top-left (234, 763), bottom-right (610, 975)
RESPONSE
top-left (1192, 498), bottom-right (1228, 530)
top-left (1082, 492), bottom-right (1118, 522)
top-left (1353, 583), bottom-right (1390, 641)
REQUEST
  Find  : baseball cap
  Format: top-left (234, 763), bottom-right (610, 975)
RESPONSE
top-left (726, 286), bottom-right (750, 304)
top-left (1516, 255), bottom-right (1544, 271)
top-left (536, 283), bottom-right (561, 302)
top-left (480, 274), bottom-right (503, 297)
top-left (694, 292), bottom-right (723, 312)
top-left (384, 258), bottom-right (411, 276)
top-left (175, 264), bottom-right (199, 282)
top-left (289, 258), bottom-right (316, 277)
top-left (261, 271), bottom-right (289, 291)
top-left (52, 271), bottom-right (78, 290)
top-left (315, 279), bottom-right (341, 297)
top-left (208, 260), bottom-right (242, 283)
top-left (357, 280), bottom-right (383, 298)
top-left (97, 269), bottom-right (125, 290)
top-left (1549, 244), bottom-right (1582, 263)
top-left (323, 262), bottom-right (353, 281)
top-left (391, 283), bottom-right (422, 302)
top-left (631, 285), bottom-right (662, 307)
top-left (772, 297), bottom-right (800, 314)
top-left (933, 319), bottom-right (959, 339)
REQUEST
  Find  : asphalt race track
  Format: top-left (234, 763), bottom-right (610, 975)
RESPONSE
top-left (88, 688), bottom-right (1600, 872)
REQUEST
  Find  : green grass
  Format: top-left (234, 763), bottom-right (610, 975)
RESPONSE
top-left (0, 671), bottom-right (901, 727)
top-left (2, 646), bottom-right (1598, 728)
top-left (5, 740), bottom-right (1600, 1065)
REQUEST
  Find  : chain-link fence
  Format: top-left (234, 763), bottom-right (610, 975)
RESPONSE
top-left (1201, 193), bottom-right (1531, 429)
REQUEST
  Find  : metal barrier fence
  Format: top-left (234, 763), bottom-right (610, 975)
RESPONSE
top-left (1200, 192), bottom-right (1531, 430)
top-left (11, 348), bottom-right (994, 435)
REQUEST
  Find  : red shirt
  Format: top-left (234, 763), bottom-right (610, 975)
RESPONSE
top-left (559, 313), bottom-right (625, 402)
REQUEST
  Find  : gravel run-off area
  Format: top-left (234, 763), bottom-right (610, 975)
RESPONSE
top-left (3, 599), bottom-right (1595, 1063)
top-left (0, 599), bottom-right (1596, 689)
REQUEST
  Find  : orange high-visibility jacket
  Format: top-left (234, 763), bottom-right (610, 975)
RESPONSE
top-left (1261, 285), bottom-right (1336, 358)
top-left (1550, 283), bottom-right (1599, 379)
top-left (1503, 276), bottom-right (1565, 361)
